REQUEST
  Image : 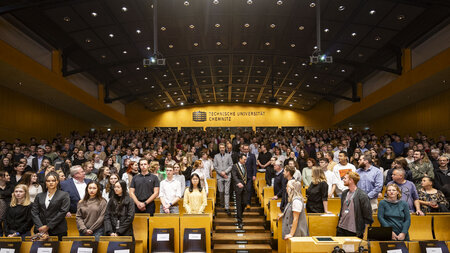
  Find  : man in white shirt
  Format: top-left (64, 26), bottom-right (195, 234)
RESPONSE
top-left (332, 151), bottom-right (356, 196)
top-left (200, 152), bottom-right (213, 179)
top-left (159, 166), bottom-right (182, 213)
top-left (60, 165), bottom-right (91, 216)
top-left (319, 158), bottom-right (338, 198)
top-left (130, 147), bottom-right (141, 163)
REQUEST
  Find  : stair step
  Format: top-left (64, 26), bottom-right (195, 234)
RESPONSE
top-left (216, 207), bottom-right (263, 212)
top-left (213, 244), bottom-right (272, 253)
top-left (212, 232), bottom-right (271, 244)
top-left (215, 225), bottom-right (266, 233)
top-left (214, 217), bottom-right (266, 226)
top-left (216, 211), bottom-right (260, 218)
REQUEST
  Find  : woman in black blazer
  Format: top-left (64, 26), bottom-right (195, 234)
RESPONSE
top-left (5, 184), bottom-right (33, 240)
top-left (104, 180), bottom-right (135, 237)
top-left (31, 171), bottom-right (70, 240)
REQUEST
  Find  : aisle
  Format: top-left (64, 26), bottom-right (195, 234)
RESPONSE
top-left (212, 194), bottom-right (272, 252)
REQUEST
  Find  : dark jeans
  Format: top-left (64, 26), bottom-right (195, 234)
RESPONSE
top-left (135, 202), bottom-right (156, 216)
top-left (336, 227), bottom-right (358, 238)
top-left (49, 231), bottom-right (67, 241)
top-left (235, 185), bottom-right (248, 223)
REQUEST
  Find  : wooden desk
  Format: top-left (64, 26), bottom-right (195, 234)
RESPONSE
top-left (286, 237), bottom-right (362, 253)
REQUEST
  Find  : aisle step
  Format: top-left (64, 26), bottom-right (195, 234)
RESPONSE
top-left (214, 217), bottom-right (266, 226)
top-left (215, 211), bottom-right (260, 218)
top-left (213, 243), bottom-right (272, 253)
top-left (212, 232), bottom-right (271, 244)
top-left (216, 206), bottom-right (263, 213)
top-left (215, 225), bottom-right (266, 233)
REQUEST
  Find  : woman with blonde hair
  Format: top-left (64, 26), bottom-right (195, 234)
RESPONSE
top-left (378, 184), bottom-right (411, 240)
top-left (279, 180), bottom-right (309, 240)
top-left (5, 184), bottom-right (33, 239)
top-left (306, 167), bottom-right (331, 213)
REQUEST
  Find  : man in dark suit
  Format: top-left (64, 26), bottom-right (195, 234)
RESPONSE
top-left (242, 144), bottom-right (257, 208)
top-left (31, 147), bottom-right (46, 172)
top-left (60, 165), bottom-right (91, 215)
top-left (231, 154), bottom-right (248, 229)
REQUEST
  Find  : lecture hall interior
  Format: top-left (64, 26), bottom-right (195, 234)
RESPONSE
top-left (0, 0), bottom-right (449, 252)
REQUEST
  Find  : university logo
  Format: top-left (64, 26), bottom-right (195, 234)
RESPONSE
top-left (192, 111), bottom-right (207, 122)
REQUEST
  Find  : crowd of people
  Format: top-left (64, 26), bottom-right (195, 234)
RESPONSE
top-left (0, 128), bottom-right (448, 241)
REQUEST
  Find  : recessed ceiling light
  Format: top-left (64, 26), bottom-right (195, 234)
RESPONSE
top-left (101, 55), bottom-right (106, 59)
top-left (146, 46), bottom-right (151, 50)
top-left (221, 99), bottom-right (224, 102)
top-left (256, 70), bottom-right (261, 73)
top-left (341, 69), bottom-right (346, 73)
top-left (299, 94), bottom-right (302, 96)
top-left (260, 59), bottom-right (265, 63)
top-left (184, 1), bottom-right (190, 6)
top-left (151, 85), bottom-right (155, 88)
top-left (298, 26), bottom-right (304, 30)
top-left (122, 50), bottom-right (127, 54)
top-left (161, 27), bottom-right (166, 31)
top-left (216, 41), bottom-right (222, 46)
top-left (277, 72), bottom-right (281, 75)
top-left (336, 49), bottom-right (341, 53)
top-left (189, 24), bottom-right (195, 29)
top-left (306, 84), bottom-right (310, 87)
top-left (374, 35), bottom-right (381, 41)
top-left (283, 91), bottom-right (286, 94)
top-left (163, 74), bottom-right (167, 77)
top-left (282, 61), bottom-right (287, 64)
top-left (369, 10), bottom-right (376, 15)
top-left (218, 70), bottom-right (222, 73)
top-left (309, 2), bottom-right (316, 8)
top-left (290, 43), bottom-right (296, 47)
top-left (294, 73), bottom-right (299, 76)
top-left (358, 53), bottom-right (364, 57)
top-left (218, 58), bottom-right (222, 62)
top-left (242, 41), bottom-right (247, 45)
top-left (213, 0), bottom-right (219, 4)
top-left (244, 23), bottom-right (250, 28)
top-left (338, 5), bottom-right (345, 11)
top-left (265, 42), bottom-right (270, 46)
top-left (270, 24), bottom-right (276, 28)
top-left (397, 14), bottom-right (405, 20)
top-left (91, 12), bottom-right (97, 17)
top-left (290, 104), bottom-right (292, 107)
top-left (198, 60), bottom-right (202, 63)
top-left (158, 94), bottom-right (162, 97)
top-left (193, 42), bottom-right (198, 46)
top-left (121, 6), bottom-right (128, 12)
top-left (263, 101), bottom-right (266, 103)
top-left (215, 23), bottom-right (221, 28)
top-left (181, 102), bottom-right (184, 105)
top-left (117, 70), bottom-right (122, 74)
top-left (169, 44), bottom-right (173, 48)
top-left (277, 0), bottom-right (283, 5)
top-left (85, 38), bottom-right (91, 43)
top-left (136, 29), bottom-right (141, 34)
top-left (314, 76), bottom-right (318, 79)
top-left (324, 28), bottom-right (329, 32)
top-left (167, 104), bottom-right (170, 108)
top-left (109, 33), bottom-right (114, 38)
top-left (236, 99), bottom-right (239, 102)
top-left (276, 102), bottom-right (279, 104)
top-left (351, 32), bottom-right (357, 37)
top-left (313, 46), bottom-right (318, 49)
top-left (247, 0), bottom-right (253, 4)
top-left (163, 100), bottom-right (166, 102)
top-left (200, 70), bottom-right (205, 74)
top-left (255, 79), bottom-right (259, 82)
top-left (144, 77), bottom-right (148, 80)
top-left (180, 72), bottom-right (184, 75)
top-left (136, 67), bottom-right (140, 70)
top-left (240, 58), bottom-right (245, 62)
top-left (63, 16), bottom-right (70, 22)
top-left (289, 82), bottom-right (293, 85)
top-left (219, 79), bottom-right (223, 82)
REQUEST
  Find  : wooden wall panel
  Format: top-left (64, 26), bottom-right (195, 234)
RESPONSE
top-left (0, 85), bottom-right (91, 142)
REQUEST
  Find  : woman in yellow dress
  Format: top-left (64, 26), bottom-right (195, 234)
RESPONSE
top-left (183, 173), bottom-right (207, 214)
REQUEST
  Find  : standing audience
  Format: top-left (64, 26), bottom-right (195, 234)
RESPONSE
top-left (76, 181), bottom-right (107, 241)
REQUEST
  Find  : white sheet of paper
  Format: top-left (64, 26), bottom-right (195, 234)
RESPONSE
top-left (37, 248), bottom-right (52, 253)
top-left (0, 249), bottom-right (15, 253)
top-left (77, 248), bottom-right (93, 253)
top-left (277, 202), bottom-right (281, 207)
top-left (239, 245), bottom-right (245, 248)
top-left (387, 249), bottom-right (403, 253)
top-left (426, 248), bottom-right (443, 253)
top-left (113, 250), bottom-right (130, 253)
top-left (189, 233), bottom-right (201, 240)
top-left (157, 233), bottom-right (170, 242)
top-left (343, 244), bottom-right (355, 253)
top-left (237, 234), bottom-right (243, 237)
top-left (321, 213), bottom-right (336, 217)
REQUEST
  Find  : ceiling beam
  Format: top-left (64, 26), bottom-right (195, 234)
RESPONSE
top-left (243, 56), bottom-right (255, 101)
top-left (274, 63), bottom-right (295, 97)
top-left (228, 54), bottom-right (233, 101)
top-left (228, 85), bottom-right (232, 102)
top-left (208, 55), bottom-right (217, 102)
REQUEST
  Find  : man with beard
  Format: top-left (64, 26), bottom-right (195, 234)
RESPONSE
top-left (356, 154), bottom-right (383, 211)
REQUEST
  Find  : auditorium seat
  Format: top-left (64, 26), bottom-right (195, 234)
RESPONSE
top-left (207, 178), bottom-right (216, 190)
top-left (308, 215), bottom-right (339, 236)
top-left (269, 199), bottom-right (281, 239)
top-left (327, 198), bottom-right (341, 214)
top-left (180, 214), bottom-right (211, 253)
top-left (371, 215), bottom-right (380, 227)
top-left (66, 216), bottom-right (78, 236)
top-left (263, 187), bottom-right (274, 218)
top-left (133, 214), bottom-right (149, 252)
top-left (257, 179), bottom-right (267, 202)
top-left (409, 215), bottom-right (433, 240)
top-left (278, 219), bottom-right (286, 253)
top-left (433, 215), bottom-right (450, 240)
top-left (149, 214), bottom-right (180, 253)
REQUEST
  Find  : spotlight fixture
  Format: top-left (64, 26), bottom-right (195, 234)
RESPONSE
top-left (338, 5), bottom-right (345, 11)
top-left (369, 10), bottom-right (376, 15)
top-left (121, 6), bottom-right (127, 12)
top-left (213, 0), bottom-right (219, 4)
top-left (247, 0), bottom-right (253, 4)
top-left (277, 0), bottom-right (283, 5)
top-left (310, 2), bottom-right (316, 8)
top-left (184, 1), bottom-right (190, 6)
top-left (215, 23), bottom-right (221, 28)
top-left (91, 12), bottom-right (97, 17)
top-left (63, 16), bottom-right (71, 22)
top-left (397, 14), bottom-right (405, 20)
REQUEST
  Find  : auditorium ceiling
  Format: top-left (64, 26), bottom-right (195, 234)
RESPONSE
top-left (1, 0), bottom-right (449, 111)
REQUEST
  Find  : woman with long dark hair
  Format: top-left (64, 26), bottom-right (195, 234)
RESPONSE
top-left (31, 171), bottom-right (70, 240)
top-left (76, 181), bottom-right (107, 241)
top-left (19, 172), bottom-right (42, 202)
top-left (183, 173), bottom-right (207, 214)
top-left (102, 173), bottom-right (119, 202)
top-left (104, 180), bottom-right (135, 237)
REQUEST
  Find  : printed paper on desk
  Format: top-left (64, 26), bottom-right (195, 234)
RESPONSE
top-left (0, 249), bottom-right (15, 253)
top-left (114, 250), bottom-right (130, 253)
top-left (343, 244), bottom-right (355, 253)
top-left (157, 233), bottom-right (170, 241)
top-left (239, 245), bottom-right (245, 248)
top-left (237, 234), bottom-right (243, 237)
top-left (37, 248), bottom-right (52, 253)
top-left (387, 249), bottom-right (402, 253)
top-left (77, 248), bottom-right (93, 253)
top-left (426, 248), bottom-right (443, 253)
top-left (189, 234), bottom-right (201, 240)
